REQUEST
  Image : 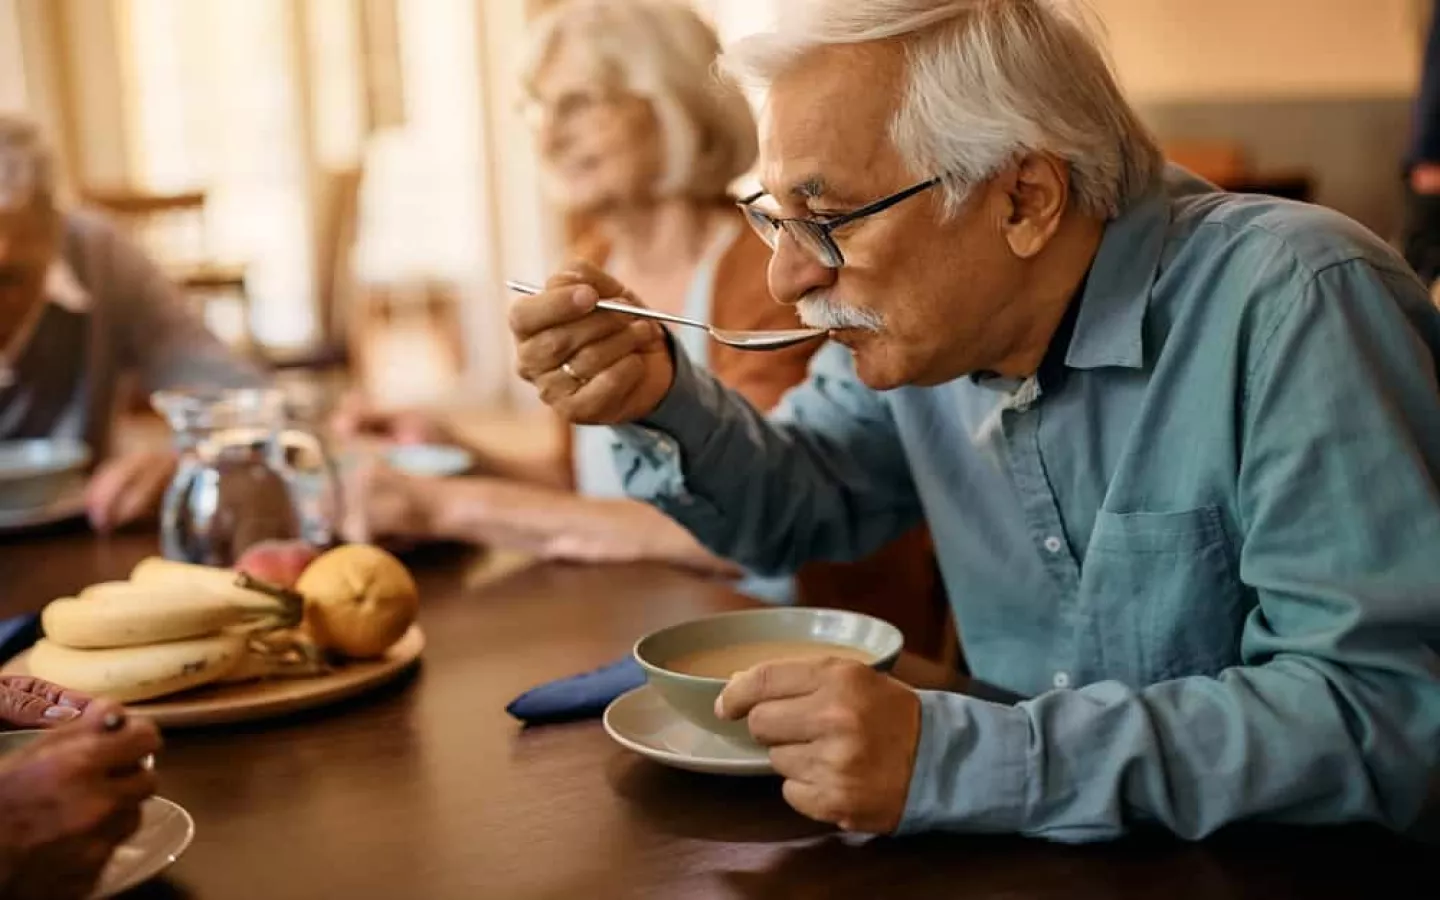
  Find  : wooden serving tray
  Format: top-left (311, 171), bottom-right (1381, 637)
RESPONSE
top-left (4, 625), bottom-right (424, 728)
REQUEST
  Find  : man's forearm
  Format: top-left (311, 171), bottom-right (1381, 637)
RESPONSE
top-left (902, 659), bottom-right (1440, 841)
top-left (614, 341), bottom-right (924, 574)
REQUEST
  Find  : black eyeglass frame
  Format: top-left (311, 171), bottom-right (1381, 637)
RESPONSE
top-left (737, 176), bottom-right (943, 268)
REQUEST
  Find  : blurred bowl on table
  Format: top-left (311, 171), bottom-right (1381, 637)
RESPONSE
top-left (384, 443), bottom-right (474, 478)
top-left (0, 439), bottom-right (91, 513)
top-left (634, 607), bottom-right (903, 748)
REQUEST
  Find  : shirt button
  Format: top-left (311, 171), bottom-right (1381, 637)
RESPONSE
top-left (1052, 671), bottom-right (1071, 689)
top-left (1043, 535), bottom-right (1064, 554)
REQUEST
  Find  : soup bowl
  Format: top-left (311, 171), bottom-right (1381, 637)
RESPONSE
top-left (634, 607), bottom-right (904, 748)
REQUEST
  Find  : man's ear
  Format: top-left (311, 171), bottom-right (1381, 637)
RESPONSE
top-left (1000, 153), bottom-right (1070, 259)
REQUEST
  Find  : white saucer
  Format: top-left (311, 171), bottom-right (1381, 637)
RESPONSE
top-left (603, 684), bottom-right (774, 776)
top-left (0, 485), bottom-right (87, 533)
top-left (92, 795), bottom-right (196, 898)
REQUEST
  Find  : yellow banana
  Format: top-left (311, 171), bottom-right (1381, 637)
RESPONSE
top-left (44, 581), bottom-right (301, 650)
top-left (28, 633), bottom-right (248, 703)
top-left (130, 557), bottom-right (246, 593)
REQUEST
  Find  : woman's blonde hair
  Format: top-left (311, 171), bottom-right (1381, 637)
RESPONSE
top-left (521, 0), bottom-right (758, 202)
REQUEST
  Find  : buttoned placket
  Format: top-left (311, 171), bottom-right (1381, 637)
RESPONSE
top-left (999, 376), bottom-right (1082, 691)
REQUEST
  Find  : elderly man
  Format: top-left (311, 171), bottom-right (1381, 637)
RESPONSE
top-left (0, 116), bottom-right (263, 531)
top-left (509, 0), bottom-right (1440, 842)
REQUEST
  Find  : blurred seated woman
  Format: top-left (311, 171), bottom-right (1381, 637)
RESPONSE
top-left (339, 0), bottom-right (816, 595)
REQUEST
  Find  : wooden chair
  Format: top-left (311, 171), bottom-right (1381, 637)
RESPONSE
top-left (1162, 140), bottom-right (1315, 203)
top-left (347, 279), bottom-right (468, 409)
top-left (80, 187), bottom-right (255, 350)
top-left (1163, 140), bottom-right (1251, 186)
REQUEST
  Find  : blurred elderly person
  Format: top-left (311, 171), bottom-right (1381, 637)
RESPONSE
top-left (0, 115), bottom-right (264, 532)
top-left (340, 0), bottom-right (941, 625)
top-left (0, 680), bottom-right (159, 898)
top-left (509, 0), bottom-right (1440, 841)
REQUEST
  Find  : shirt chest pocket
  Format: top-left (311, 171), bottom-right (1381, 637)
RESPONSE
top-left (1079, 506), bottom-right (1250, 685)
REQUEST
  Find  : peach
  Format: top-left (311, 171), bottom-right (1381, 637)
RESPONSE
top-left (234, 540), bottom-right (322, 590)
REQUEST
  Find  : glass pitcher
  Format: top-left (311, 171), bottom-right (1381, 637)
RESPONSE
top-left (152, 387), bottom-right (342, 566)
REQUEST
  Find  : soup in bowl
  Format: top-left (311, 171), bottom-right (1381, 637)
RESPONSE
top-left (634, 608), bottom-right (904, 747)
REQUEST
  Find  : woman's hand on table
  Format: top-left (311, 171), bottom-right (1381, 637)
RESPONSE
top-left (342, 461), bottom-right (439, 545)
top-left (85, 449), bottom-right (178, 534)
top-left (0, 700), bottom-right (161, 899)
top-left (0, 677), bottom-right (90, 729)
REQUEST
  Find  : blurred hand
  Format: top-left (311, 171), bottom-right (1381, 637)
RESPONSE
top-left (510, 262), bottom-right (672, 424)
top-left (0, 700), bottom-right (161, 899)
top-left (717, 659), bottom-right (922, 834)
top-left (329, 392), bottom-right (457, 447)
top-left (0, 677), bottom-right (90, 729)
top-left (341, 461), bottom-right (436, 545)
top-left (85, 449), bottom-right (177, 533)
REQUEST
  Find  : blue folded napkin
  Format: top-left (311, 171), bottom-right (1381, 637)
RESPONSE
top-left (506, 655), bottom-right (645, 725)
top-left (0, 614), bottom-right (39, 664)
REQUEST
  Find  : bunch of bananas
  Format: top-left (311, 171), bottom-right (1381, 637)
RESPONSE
top-left (30, 559), bottom-right (322, 703)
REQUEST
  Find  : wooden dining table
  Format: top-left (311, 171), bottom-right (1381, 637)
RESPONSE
top-left (2, 524), bottom-right (1438, 899)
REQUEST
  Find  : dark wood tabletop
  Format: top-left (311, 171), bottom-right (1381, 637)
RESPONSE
top-left (2, 525), bottom-right (1437, 899)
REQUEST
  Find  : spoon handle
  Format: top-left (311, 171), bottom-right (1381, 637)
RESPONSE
top-left (593, 299), bottom-right (709, 332)
top-left (504, 280), bottom-right (710, 333)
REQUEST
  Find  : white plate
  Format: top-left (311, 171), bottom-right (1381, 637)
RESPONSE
top-left (0, 483), bottom-right (87, 532)
top-left (92, 795), bottom-right (196, 898)
top-left (603, 684), bottom-right (774, 776)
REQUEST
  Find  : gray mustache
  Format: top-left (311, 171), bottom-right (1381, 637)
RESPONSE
top-left (796, 294), bottom-right (885, 332)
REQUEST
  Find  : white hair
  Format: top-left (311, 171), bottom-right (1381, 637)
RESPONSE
top-left (522, 0), bottom-right (758, 201)
top-left (0, 114), bottom-right (57, 213)
top-left (723, 0), bottom-right (1162, 219)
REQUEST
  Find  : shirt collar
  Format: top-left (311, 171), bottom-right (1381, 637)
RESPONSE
top-left (1063, 184), bottom-right (1170, 372)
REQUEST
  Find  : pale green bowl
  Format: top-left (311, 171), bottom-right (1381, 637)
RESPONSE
top-left (633, 607), bottom-right (903, 748)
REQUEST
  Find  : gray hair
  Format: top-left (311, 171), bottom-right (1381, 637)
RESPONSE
top-left (0, 114), bottom-right (57, 213)
top-left (723, 0), bottom-right (1163, 220)
top-left (521, 0), bottom-right (758, 201)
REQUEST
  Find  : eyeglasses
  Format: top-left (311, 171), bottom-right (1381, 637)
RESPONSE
top-left (737, 177), bottom-right (942, 268)
top-left (519, 88), bottom-right (635, 131)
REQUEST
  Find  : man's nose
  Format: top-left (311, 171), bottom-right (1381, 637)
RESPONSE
top-left (766, 233), bottom-right (836, 306)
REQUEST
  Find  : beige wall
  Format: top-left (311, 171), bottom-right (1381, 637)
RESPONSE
top-left (1092, 0), bottom-right (1426, 101)
top-left (697, 0), bottom-right (1429, 101)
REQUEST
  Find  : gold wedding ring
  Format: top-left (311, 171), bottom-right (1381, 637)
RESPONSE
top-left (561, 361), bottom-right (588, 386)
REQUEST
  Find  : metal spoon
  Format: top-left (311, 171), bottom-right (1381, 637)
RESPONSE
top-left (505, 279), bottom-right (825, 351)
